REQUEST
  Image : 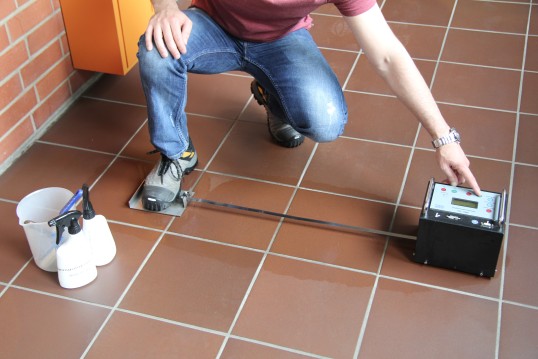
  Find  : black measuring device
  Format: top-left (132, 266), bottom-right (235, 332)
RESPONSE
top-left (414, 178), bottom-right (507, 277)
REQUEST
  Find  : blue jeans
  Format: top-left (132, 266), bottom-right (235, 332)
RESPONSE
top-left (137, 8), bottom-right (348, 159)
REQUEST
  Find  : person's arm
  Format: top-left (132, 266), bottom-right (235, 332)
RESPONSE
top-left (343, 4), bottom-right (481, 195)
top-left (145, 0), bottom-right (192, 59)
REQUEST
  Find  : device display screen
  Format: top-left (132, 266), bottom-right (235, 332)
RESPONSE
top-left (451, 197), bottom-right (479, 209)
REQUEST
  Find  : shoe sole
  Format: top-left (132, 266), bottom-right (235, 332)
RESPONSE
top-left (142, 159), bottom-right (199, 211)
top-left (250, 81), bottom-right (305, 148)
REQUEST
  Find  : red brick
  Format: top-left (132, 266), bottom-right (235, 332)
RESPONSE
top-left (21, 40), bottom-right (63, 87)
top-left (32, 82), bottom-right (70, 128)
top-left (0, 117), bottom-right (33, 163)
top-left (0, 89), bottom-right (37, 137)
top-left (8, 0), bottom-right (53, 41)
top-left (27, 11), bottom-right (65, 55)
top-left (16, 0), bottom-right (33, 6)
top-left (60, 33), bottom-right (69, 55)
top-left (0, 75), bottom-right (23, 110)
top-left (51, 0), bottom-right (61, 10)
top-left (0, 25), bottom-right (9, 52)
top-left (0, 0), bottom-right (16, 22)
top-left (36, 56), bottom-right (73, 100)
top-left (0, 41), bottom-right (28, 81)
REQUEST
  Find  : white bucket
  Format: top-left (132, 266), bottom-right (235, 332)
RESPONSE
top-left (16, 187), bottom-right (74, 272)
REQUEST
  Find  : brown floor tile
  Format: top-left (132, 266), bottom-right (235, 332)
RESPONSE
top-left (381, 237), bottom-right (503, 297)
top-left (442, 29), bottom-right (525, 69)
top-left (400, 149), bottom-right (512, 208)
top-left (0, 288), bottom-right (110, 359)
top-left (238, 97), bottom-right (267, 125)
top-left (186, 73), bottom-right (253, 120)
top-left (14, 223), bottom-right (160, 306)
top-left (302, 138), bottom-right (411, 202)
top-left (499, 303), bottom-right (538, 359)
top-left (390, 22), bottom-right (446, 60)
top-left (86, 311), bottom-right (224, 358)
top-left (314, 3), bottom-right (341, 16)
top-left (503, 226), bottom-right (538, 307)
top-left (208, 121), bottom-right (316, 185)
top-left (452, 0), bottom-right (530, 34)
top-left (41, 98), bottom-right (148, 154)
top-left (358, 278), bottom-right (498, 359)
top-left (272, 222), bottom-right (386, 273)
top-left (120, 234), bottom-right (263, 331)
top-left (84, 66), bottom-right (146, 106)
top-left (221, 338), bottom-right (313, 359)
top-left (392, 205), bottom-right (422, 236)
top-left (232, 255), bottom-right (375, 358)
top-left (288, 189), bottom-right (395, 234)
top-left (344, 91), bottom-right (419, 146)
top-left (516, 114), bottom-right (538, 165)
top-left (120, 115), bottom-right (234, 169)
top-left (0, 143), bottom-right (114, 202)
top-left (310, 13), bottom-right (359, 52)
top-left (531, 8), bottom-right (538, 35)
top-left (525, 36), bottom-right (538, 72)
top-left (416, 104), bottom-right (517, 161)
top-left (432, 63), bottom-right (520, 111)
top-left (347, 56), bottom-right (436, 95)
top-left (320, 48), bottom-right (358, 85)
top-left (168, 173), bottom-right (295, 249)
top-left (521, 71), bottom-right (538, 115)
top-left (509, 165), bottom-right (538, 228)
top-left (382, 0), bottom-right (455, 26)
top-left (0, 201), bottom-right (32, 282)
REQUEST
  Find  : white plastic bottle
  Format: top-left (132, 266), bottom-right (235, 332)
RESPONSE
top-left (49, 210), bottom-right (97, 289)
top-left (82, 184), bottom-right (116, 266)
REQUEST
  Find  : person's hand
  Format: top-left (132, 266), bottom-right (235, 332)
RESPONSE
top-left (435, 143), bottom-right (482, 196)
top-left (145, 3), bottom-right (192, 59)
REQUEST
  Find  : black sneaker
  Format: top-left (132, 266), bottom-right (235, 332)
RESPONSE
top-left (142, 139), bottom-right (198, 211)
top-left (250, 80), bottom-right (305, 148)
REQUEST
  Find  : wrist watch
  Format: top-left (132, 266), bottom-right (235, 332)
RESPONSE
top-left (432, 127), bottom-right (461, 149)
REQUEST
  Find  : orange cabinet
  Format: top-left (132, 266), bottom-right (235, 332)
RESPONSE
top-left (60, 0), bottom-right (154, 75)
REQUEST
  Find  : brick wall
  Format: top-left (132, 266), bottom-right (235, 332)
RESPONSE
top-left (0, 0), bottom-right (98, 174)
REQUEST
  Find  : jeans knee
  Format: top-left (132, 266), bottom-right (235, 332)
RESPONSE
top-left (309, 123), bottom-right (345, 142)
top-left (296, 103), bottom-right (347, 143)
top-left (137, 36), bottom-right (185, 80)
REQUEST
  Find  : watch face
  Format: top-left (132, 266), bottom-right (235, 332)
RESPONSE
top-left (452, 129), bottom-right (461, 142)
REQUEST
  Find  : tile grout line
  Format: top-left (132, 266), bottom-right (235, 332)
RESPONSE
top-left (349, 0), bottom-right (392, 356)
top-left (214, 142), bottom-right (322, 358)
top-left (352, 0), bottom-right (460, 355)
top-left (494, 3), bottom-right (533, 358)
top-left (0, 259), bottom-right (32, 299)
top-left (78, 95), bottom-right (175, 358)
top-left (80, 216), bottom-right (177, 358)
top-left (186, 91), bottom-right (254, 194)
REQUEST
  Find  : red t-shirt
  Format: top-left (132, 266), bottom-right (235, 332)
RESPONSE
top-left (191, 0), bottom-right (376, 42)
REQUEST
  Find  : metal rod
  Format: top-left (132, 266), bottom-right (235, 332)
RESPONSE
top-left (183, 193), bottom-right (417, 240)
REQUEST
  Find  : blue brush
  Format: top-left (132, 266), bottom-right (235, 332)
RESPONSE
top-left (59, 189), bottom-right (83, 214)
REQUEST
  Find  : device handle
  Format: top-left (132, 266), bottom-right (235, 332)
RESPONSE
top-left (421, 178), bottom-right (435, 215)
top-left (499, 189), bottom-right (507, 225)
